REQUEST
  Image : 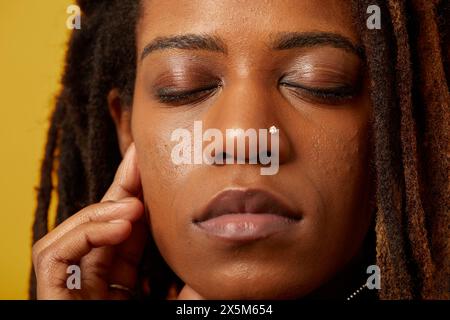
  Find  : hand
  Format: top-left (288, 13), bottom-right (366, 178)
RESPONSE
top-left (33, 143), bottom-right (147, 299)
top-left (177, 285), bottom-right (205, 300)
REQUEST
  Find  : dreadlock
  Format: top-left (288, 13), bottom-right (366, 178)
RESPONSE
top-left (30, 0), bottom-right (449, 299)
top-left (352, 0), bottom-right (449, 299)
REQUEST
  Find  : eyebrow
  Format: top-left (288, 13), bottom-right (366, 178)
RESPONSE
top-left (273, 32), bottom-right (364, 57)
top-left (140, 31), bottom-right (364, 61)
top-left (141, 34), bottom-right (227, 60)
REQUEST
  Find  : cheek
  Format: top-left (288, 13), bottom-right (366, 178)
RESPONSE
top-left (310, 113), bottom-right (370, 202)
top-left (130, 101), bottom-right (200, 260)
top-left (298, 103), bottom-right (373, 252)
top-left (130, 104), bottom-right (180, 238)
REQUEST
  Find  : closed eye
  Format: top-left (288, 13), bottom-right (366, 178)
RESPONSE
top-left (156, 84), bottom-right (221, 106)
top-left (279, 80), bottom-right (358, 104)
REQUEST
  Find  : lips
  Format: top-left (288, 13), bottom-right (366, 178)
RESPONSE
top-left (193, 189), bottom-right (301, 242)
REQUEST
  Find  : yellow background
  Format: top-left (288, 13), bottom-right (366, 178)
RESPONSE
top-left (0, 1), bottom-right (72, 299)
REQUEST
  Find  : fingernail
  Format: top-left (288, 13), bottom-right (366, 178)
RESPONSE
top-left (124, 143), bottom-right (136, 160)
top-left (119, 144), bottom-right (136, 183)
top-left (109, 219), bottom-right (127, 224)
top-left (118, 197), bottom-right (137, 204)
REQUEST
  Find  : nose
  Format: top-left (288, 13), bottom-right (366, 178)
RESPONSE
top-left (202, 79), bottom-right (291, 170)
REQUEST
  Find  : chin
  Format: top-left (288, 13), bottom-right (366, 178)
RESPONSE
top-left (184, 267), bottom-right (320, 300)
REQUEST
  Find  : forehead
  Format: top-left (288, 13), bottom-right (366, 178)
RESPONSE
top-left (137, 0), bottom-right (359, 50)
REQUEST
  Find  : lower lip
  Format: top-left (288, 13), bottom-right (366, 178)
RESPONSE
top-left (195, 213), bottom-right (298, 242)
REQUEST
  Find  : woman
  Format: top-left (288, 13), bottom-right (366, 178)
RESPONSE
top-left (30, 0), bottom-right (449, 299)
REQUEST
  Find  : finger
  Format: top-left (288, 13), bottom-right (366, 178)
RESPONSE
top-left (104, 216), bottom-right (148, 291)
top-left (102, 143), bottom-right (141, 202)
top-left (33, 198), bottom-right (144, 256)
top-left (33, 143), bottom-right (143, 264)
top-left (35, 220), bottom-right (132, 295)
top-left (177, 285), bottom-right (205, 300)
top-left (80, 216), bottom-right (148, 296)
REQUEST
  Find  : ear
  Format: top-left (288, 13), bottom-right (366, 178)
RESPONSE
top-left (108, 89), bottom-right (133, 156)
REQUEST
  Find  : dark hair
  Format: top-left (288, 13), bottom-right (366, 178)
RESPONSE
top-left (30, 0), bottom-right (449, 299)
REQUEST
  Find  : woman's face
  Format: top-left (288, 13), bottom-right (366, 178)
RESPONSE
top-left (121, 0), bottom-right (373, 299)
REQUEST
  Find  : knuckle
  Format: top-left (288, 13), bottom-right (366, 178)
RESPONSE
top-left (31, 242), bottom-right (42, 266)
top-left (32, 237), bottom-right (51, 267)
top-left (84, 201), bottom-right (112, 222)
top-left (34, 246), bottom-right (55, 271)
top-left (83, 203), bottom-right (102, 222)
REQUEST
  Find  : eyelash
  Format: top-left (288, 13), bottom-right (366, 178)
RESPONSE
top-left (156, 85), bottom-right (220, 105)
top-left (279, 81), bottom-right (357, 103)
top-left (155, 81), bottom-right (356, 106)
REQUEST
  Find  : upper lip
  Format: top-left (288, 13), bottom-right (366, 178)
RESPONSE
top-left (194, 188), bottom-right (301, 223)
